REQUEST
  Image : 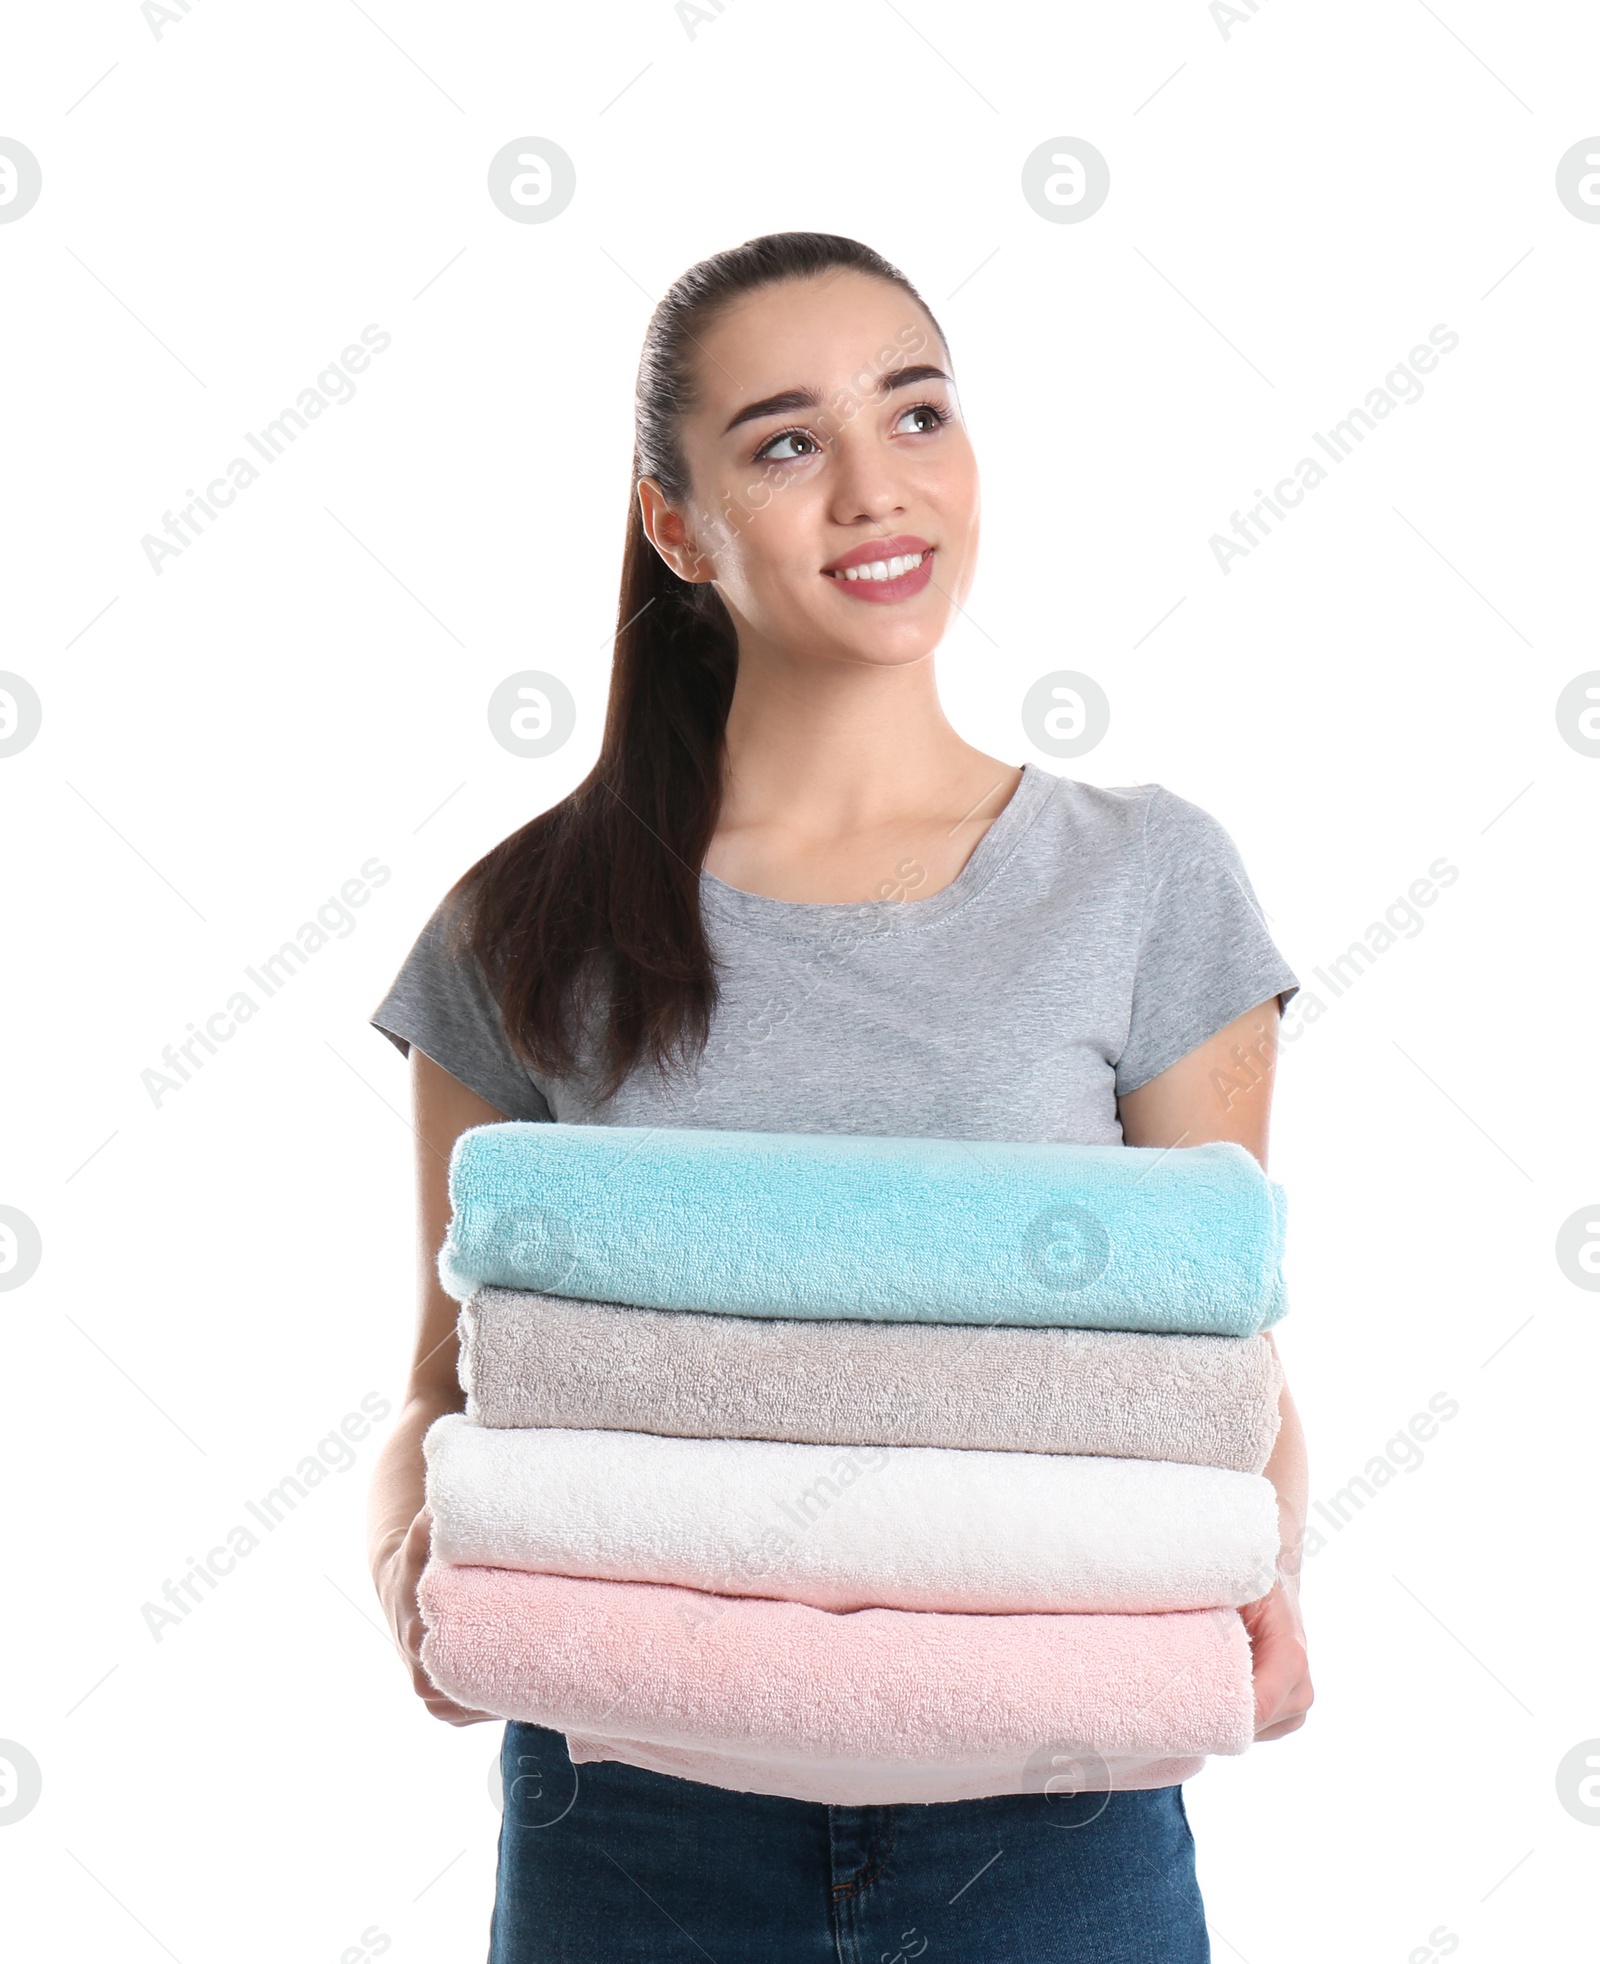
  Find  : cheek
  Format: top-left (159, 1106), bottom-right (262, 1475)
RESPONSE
top-left (917, 442), bottom-right (979, 517)
top-left (692, 477), bottom-right (774, 567)
top-left (932, 471), bottom-right (981, 559)
top-left (720, 480), bottom-right (820, 582)
top-left (954, 445), bottom-right (982, 506)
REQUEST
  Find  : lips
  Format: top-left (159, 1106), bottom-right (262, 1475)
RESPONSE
top-left (820, 535), bottom-right (937, 605)
top-left (821, 534), bottom-right (934, 577)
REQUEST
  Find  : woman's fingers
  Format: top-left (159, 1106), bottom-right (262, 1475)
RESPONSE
top-left (1246, 1586), bottom-right (1314, 1739)
top-left (392, 1504), bottom-right (497, 1723)
top-left (417, 1675), bottom-right (498, 1726)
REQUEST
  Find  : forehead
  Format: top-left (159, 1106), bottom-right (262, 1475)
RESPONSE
top-left (689, 270), bottom-right (941, 418)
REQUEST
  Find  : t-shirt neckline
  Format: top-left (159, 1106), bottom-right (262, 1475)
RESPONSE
top-left (697, 761), bottom-right (1054, 940)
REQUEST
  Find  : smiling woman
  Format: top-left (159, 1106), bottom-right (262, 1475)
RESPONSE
top-left (365, 230), bottom-right (1312, 1964)
top-left (633, 262), bottom-right (981, 757)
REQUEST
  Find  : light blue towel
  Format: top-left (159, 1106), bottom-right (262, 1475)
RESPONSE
top-left (436, 1123), bottom-right (1288, 1336)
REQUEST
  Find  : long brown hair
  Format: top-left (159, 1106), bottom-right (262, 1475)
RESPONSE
top-left (445, 231), bottom-right (946, 1103)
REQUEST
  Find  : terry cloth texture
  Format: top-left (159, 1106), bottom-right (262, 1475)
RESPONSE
top-left (436, 1124), bottom-right (1288, 1336)
top-left (458, 1286), bottom-right (1286, 1472)
top-left (422, 1415), bottom-right (1281, 1614)
top-left (417, 1563), bottom-right (1255, 1805)
top-left (555, 1733), bottom-right (1212, 1806)
top-left (375, 767), bottom-right (1298, 1804)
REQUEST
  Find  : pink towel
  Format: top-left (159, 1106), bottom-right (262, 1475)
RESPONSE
top-left (418, 1562), bottom-right (1254, 1802)
top-left (559, 1733), bottom-right (1216, 1805)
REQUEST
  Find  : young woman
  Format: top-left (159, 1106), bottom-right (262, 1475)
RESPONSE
top-left (367, 231), bottom-right (1313, 1962)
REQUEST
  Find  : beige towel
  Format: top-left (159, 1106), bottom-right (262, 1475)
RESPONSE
top-left (459, 1286), bottom-right (1284, 1472)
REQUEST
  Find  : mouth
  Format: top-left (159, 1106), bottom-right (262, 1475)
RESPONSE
top-left (821, 534), bottom-right (936, 604)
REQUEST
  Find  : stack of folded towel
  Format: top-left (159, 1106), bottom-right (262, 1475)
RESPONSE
top-left (417, 1124), bottom-right (1289, 1804)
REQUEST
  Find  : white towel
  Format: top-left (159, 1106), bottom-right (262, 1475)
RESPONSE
top-left (423, 1415), bottom-right (1280, 1614)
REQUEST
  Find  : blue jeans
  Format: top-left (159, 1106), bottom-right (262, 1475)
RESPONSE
top-left (490, 1722), bottom-right (1209, 1962)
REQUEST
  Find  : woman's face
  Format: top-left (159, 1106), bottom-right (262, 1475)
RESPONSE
top-left (640, 269), bottom-right (979, 671)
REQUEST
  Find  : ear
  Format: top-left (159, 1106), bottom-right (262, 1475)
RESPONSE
top-left (638, 477), bottom-right (715, 584)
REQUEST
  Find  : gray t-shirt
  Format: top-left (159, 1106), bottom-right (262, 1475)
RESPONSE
top-left (370, 764), bottom-right (1298, 1144)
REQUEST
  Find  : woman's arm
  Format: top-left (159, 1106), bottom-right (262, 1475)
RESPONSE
top-left (1118, 996), bottom-right (1314, 1744)
top-left (366, 1045), bottom-right (507, 1725)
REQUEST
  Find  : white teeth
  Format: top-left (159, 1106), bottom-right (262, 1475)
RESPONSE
top-left (839, 552), bottom-right (925, 582)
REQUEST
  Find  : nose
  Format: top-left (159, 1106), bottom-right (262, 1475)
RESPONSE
top-left (827, 421), bottom-right (908, 530)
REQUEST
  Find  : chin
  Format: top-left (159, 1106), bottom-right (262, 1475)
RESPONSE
top-left (835, 620), bottom-right (946, 668)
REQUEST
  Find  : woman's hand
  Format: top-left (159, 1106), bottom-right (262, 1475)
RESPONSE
top-left (1119, 1003), bottom-right (1314, 1748)
top-left (367, 1053), bottom-right (511, 1727)
top-left (374, 1504), bottom-right (498, 1728)
top-left (1242, 1576), bottom-right (1313, 1741)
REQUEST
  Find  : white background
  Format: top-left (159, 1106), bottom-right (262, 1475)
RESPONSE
top-left (3, 1), bottom-right (1596, 1958)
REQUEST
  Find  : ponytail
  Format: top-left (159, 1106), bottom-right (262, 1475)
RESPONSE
top-left (446, 231), bottom-right (942, 1102)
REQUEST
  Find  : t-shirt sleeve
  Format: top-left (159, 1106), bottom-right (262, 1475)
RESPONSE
top-left (369, 894), bottom-right (555, 1122)
top-left (1115, 786), bottom-right (1300, 1097)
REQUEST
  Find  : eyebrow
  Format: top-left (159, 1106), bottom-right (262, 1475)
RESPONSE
top-left (719, 364), bottom-right (954, 437)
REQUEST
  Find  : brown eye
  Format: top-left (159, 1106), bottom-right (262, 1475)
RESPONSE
top-left (758, 428), bottom-right (820, 462)
top-left (895, 402), bottom-right (950, 435)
